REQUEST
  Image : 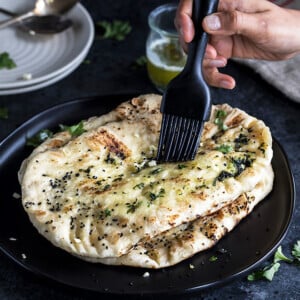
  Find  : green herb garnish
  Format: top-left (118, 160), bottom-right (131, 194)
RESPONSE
top-left (26, 129), bottom-right (54, 147)
top-left (209, 255), bottom-right (218, 262)
top-left (274, 246), bottom-right (293, 263)
top-left (177, 164), bottom-right (187, 169)
top-left (149, 168), bottom-right (162, 175)
top-left (97, 20), bottom-right (132, 41)
top-left (234, 134), bottom-right (249, 150)
top-left (247, 263), bottom-right (280, 282)
top-left (0, 52), bottom-right (17, 70)
top-left (292, 240), bottom-right (300, 262)
top-left (214, 110), bottom-right (228, 131)
top-left (247, 242), bottom-right (300, 282)
top-left (0, 107), bottom-right (8, 119)
top-left (131, 55), bottom-right (147, 69)
top-left (133, 183), bottom-right (145, 190)
top-left (126, 199), bottom-right (142, 214)
top-left (59, 121), bottom-right (86, 137)
top-left (216, 144), bottom-right (233, 154)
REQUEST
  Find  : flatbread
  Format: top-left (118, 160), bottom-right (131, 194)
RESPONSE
top-left (19, 94), bottom-right (273, 260)
top-left (88, 165), bottom-right (273, 268)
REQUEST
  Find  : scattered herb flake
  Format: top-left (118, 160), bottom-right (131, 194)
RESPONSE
top-left (0, 107), bottom-right (8, 119)
top-left (26, 129), bottom-right (53, 147)
top-left (131, 55), bottom-right (147, 69)
top-left (216, 144), bottom-right (233, 154)
top-left (209, 255), bottom-right (218, 262)
top-left (97, 20), bottom-right (132, 41)
top-left (59, 121), bottom-right (86, 137)
top-left (177, 164), bottom-right (187, 169)
top-left (149, 168), bottom-right (162, 175)
top-left (214, 110), bottom-right (228, 131)
top-left (104, 208), bottom-right (111, 217)
top-left (126, 200), bottom-right (142, 214)
top-left (0, 52), bottom-right (17, 70)
top-left (133, 183), bottom-right (145, 190)
top-left (234, 134), bottom-right (249, 150)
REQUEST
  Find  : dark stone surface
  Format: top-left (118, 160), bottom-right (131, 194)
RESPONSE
top-left (0, 0), bottom-right (299, 299)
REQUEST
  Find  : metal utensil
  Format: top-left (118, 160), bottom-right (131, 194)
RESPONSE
top-left (0, 8), bottom-right (72, 34)
top-left (0, 0), bottom-right (78, 30)
top-left (156, 0), bottom-right (219, 162)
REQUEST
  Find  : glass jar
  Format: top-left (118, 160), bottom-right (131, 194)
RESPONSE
top-left (146, 3), bottom-right (187, 92)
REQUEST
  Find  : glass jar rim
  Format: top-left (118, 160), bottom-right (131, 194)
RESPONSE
top-left (148, 3), bottom-right (179, 38)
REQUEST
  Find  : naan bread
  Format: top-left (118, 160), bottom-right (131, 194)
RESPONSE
top-left (82, 165), bottom-right (273, 268)
top-left (19, 94), bottom-right (273, 260)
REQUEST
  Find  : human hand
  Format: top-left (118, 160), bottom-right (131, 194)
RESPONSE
top-left (175, 0), bottom-right (300, 89)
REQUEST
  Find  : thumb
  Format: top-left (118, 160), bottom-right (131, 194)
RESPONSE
top-left (202, 11), bottom-right (265, 39)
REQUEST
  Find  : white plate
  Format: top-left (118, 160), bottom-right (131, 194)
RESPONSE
top-left (0, 0), bottom-right (94, 89)
top-left (0, 44), bottom-right (89, 95)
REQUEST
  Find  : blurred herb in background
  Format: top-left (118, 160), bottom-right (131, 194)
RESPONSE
top-left (131, 55), bottom-right (147, 70)
top-left (0, 52), bottom-right (17, 70)
top-left (0, 107), bottom-right (8, 119)
top-left (96, 20), bottom-right (132, 41)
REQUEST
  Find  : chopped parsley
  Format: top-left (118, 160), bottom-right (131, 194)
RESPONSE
top-left (97, 20), bottom-right (132, 41)
top-left (177, 164), bottom-right (187, 169)
top-left (59, 121), bottom-right (86, 137)
top-left (133, 183), bottom-right (145, 190)
top-left (149, 168), bottom-right (162, 175)
top-left (214, 110), bottom-right (228, 131)
top-left (213, 154), bottom-right (254, 185)
top-left (209, 255), bottom-right (218, 262)
top-left (216, 144), bottom-right (233, 154)
top-left (126, 199), bottom-right (142, 214)
top-left (26, 129), bottom-right (54, 147)
top-left (0, 107), bottom-right (8, 119)
top-left (0, 52), bottom-right (17, 70)
top-left (234, 134), bottom-right (249, 150)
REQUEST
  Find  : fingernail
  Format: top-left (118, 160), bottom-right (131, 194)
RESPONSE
top-left (205, 15), bottom-right (221, 30)
top-left (220, 80), bottom-right (233, 89)
top-left (209, 59), bottom-right (226, 68)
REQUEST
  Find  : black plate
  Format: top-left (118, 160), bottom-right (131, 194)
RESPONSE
top-left (0, 94), bottom-right (295, 295)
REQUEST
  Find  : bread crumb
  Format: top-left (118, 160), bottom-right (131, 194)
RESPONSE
top-left (12, 192), bottom-right (21, 199)
top-left (142, 272), bottom-right (150, 278)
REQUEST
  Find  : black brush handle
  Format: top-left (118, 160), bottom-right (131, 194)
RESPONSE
top-left (183, 0), bottom-right (219, 77)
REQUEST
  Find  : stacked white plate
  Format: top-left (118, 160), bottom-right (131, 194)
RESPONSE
top-left (0, 0), bottom-right (94, 95)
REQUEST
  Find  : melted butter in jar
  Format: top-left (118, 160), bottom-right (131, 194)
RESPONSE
top-left (147, 39), bottom-right (186, 92)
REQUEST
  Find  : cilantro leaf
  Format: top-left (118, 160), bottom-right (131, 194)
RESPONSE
top-left (247, 262), bottom-right (280, 282)
top-left (0, 107), bottom-right (8, 119)
top-left (273, 246), bottom-right (293, 263)
top-left (59, 121), bottom-right (86, 137)
top-left (292, 240), bottom-right (300, 262)
top-left (26, 129), bottom-right (53, 147)
top-left (0, 52), bottom-right (17, 70)
top-left (97, 20), bottom-right (132, 41)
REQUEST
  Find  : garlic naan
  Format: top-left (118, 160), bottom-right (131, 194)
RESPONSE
top-left (19, 94), bottom-right (273, 260)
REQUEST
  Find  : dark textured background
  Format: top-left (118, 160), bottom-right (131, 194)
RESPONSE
top-left (0, 0), bottom-right (299, 299)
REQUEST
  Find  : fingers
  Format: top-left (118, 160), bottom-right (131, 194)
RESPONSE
top-left (204, 66), bottom-right (236, 90)
top-left (175, 0), bottom-right (194, 43)
top-left (203, 10), bottom-right (273, 41)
